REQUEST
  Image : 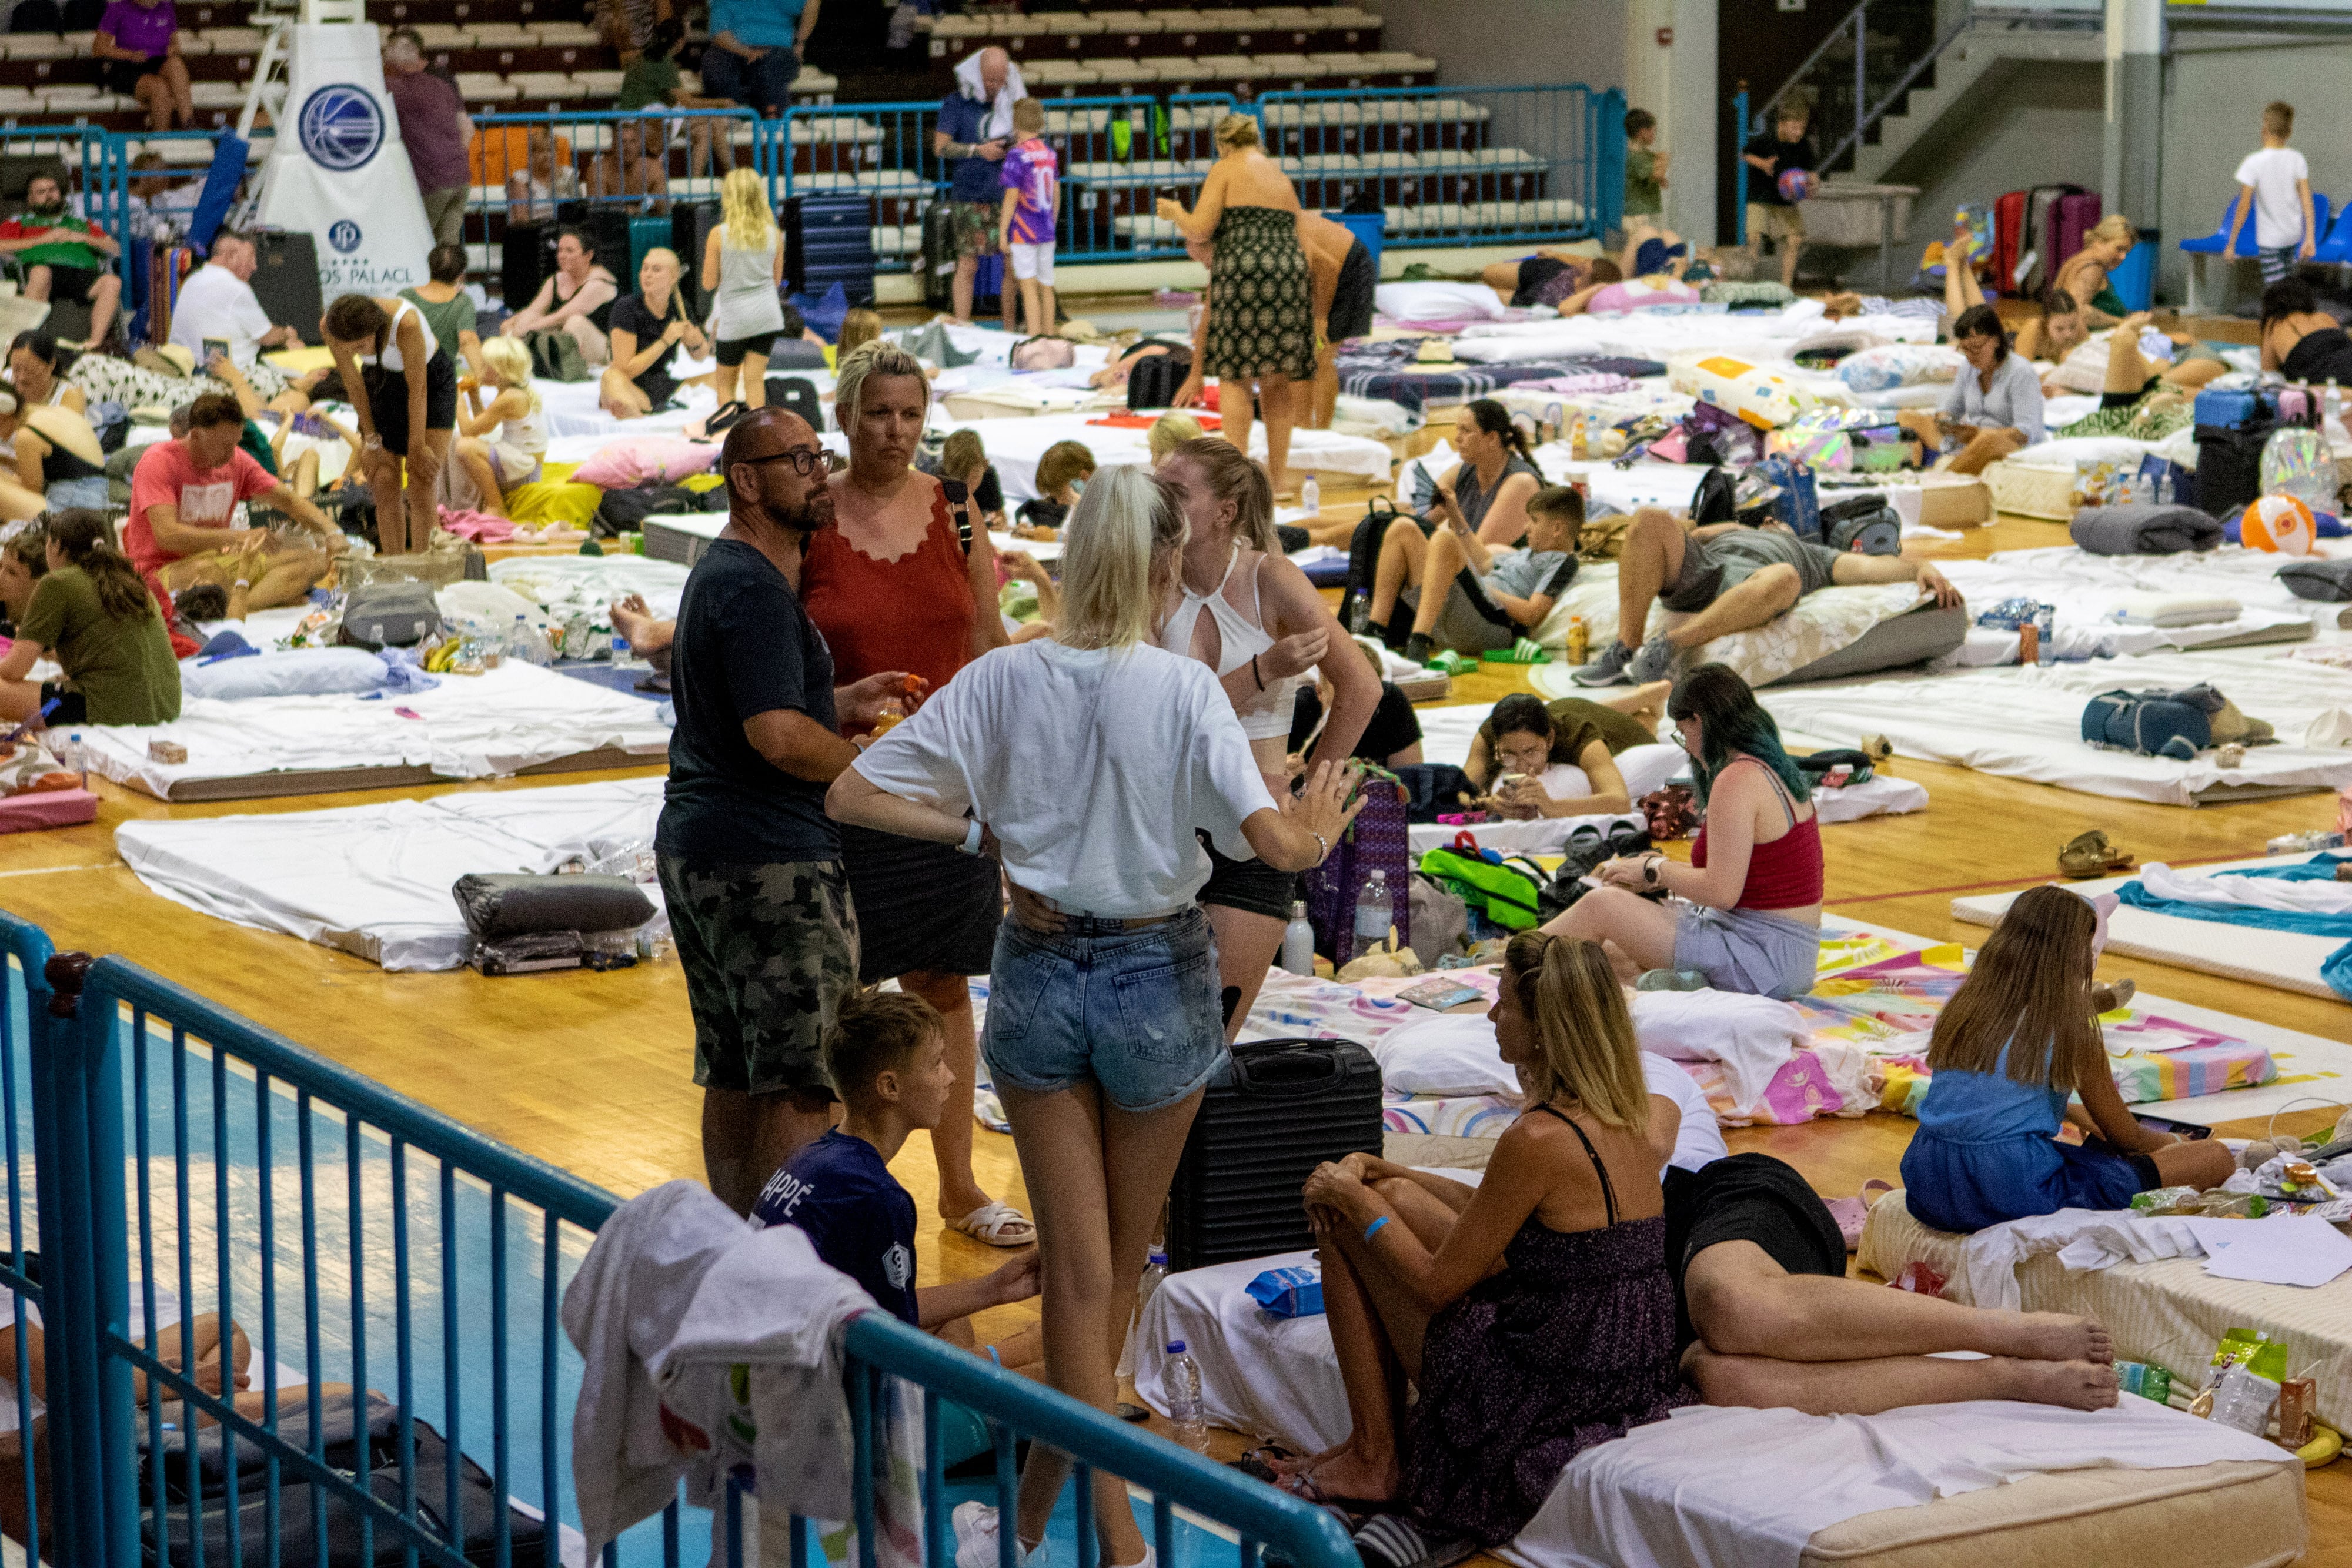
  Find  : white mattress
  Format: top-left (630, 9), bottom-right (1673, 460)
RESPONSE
top-left (953, 410), bottom-right (1394, 502)
top-left (1446, 299), bottom-right (1936, 367)
top-left (1135, 1255), bottom-right (2287, 1568)
top-left (1761, 653), bottom-right (2352, 805)
top-left (1940, 545), bottom-right (2326, 655)
top-left (1952, 851), bottom-right (2352, 1010)
top-left (116, 777), bottom-right (665, 970)
top-left (77, 662), bottom-right (670, 800)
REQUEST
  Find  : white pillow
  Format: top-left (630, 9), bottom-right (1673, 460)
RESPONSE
top-left (437, 581), bottom-right (544, 642)
top-left (1374, 280), bottom-right (1507, 324)
top-left (1630, 988), bottom-right (1809, 1114)
top-left (1640, 1053), bottom-right (1728, 1172)
top-left (2114, 591), bottom-right (2241, 627)
top-left (180, 647), bottom-right (390, 701)
top-left (1614, 743), bottom-right (1685, 801)
top-left (1373, 1014), bottom-right (1516, 1097)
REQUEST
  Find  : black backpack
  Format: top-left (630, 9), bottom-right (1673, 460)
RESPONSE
top-left (1344, 497), bottom-right (1422, 644)
top-left (1127, 349), bottom-right (1193, 410)
top-left (764, 375), bottom-right (824, 431)
top-left (1691, 465), bottom-right (1738, 524)
top-left (1388, 763), bottom-right (1479, 822)
top-left (1820, 494), bottom-right (1902, 556)
top-left (8, 0), bottom-right (62, 31)
top-left (593, 483), bottom-right (703, 537)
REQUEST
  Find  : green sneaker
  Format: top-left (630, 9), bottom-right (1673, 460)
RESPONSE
top-left (1635, 968), bottom-right (1710, 992)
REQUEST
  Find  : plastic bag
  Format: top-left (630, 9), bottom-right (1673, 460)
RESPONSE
top-left (2261, 425), bottom-right (2336, 517)
top-left (2129, 1185), bottom-right (2203, 1215)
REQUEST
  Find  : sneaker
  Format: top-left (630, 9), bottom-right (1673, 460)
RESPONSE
top-left (1635, 968), bottom-right (1710, 992)
top-left (1626, 633), bottom-right (1678, 686)
top-left (1571, 639), bottom-right (1636, 687)
top-left (1402, 631), bottom-right (1434, 664)
top-left (953, 1503), bottom-right (1048, 1568)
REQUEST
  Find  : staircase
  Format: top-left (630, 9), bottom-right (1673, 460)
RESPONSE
top-left (1751, 0), bottom-right (2102, 189)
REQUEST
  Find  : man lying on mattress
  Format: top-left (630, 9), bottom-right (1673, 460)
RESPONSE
top-left (1573, 507), bottom-right (1962, 688)
top-left (123, 392), bottom-right (342, 615)
top-left (1259, 934), bottom-right (2119, 1568)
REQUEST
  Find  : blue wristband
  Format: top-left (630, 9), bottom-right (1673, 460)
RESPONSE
top-left (1362, 1215), bottom-right (1389, 1242)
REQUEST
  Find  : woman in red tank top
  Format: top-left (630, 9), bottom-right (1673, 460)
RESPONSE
top-left (801, 341), bottom-right (1031, 1246)
top-left (1537, 664), bottom-right (1822, 999)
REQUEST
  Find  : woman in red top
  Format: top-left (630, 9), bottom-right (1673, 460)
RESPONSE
top-left (801, 339), bottom-right (1028, 1246)
top-left (1538, 663), bottom-right (1821, 998)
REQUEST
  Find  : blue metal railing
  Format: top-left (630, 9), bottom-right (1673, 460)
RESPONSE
top-left (14, 925), bottom-right (1355, 1568)
top-left (0, 915), bottom-right (65, 1568)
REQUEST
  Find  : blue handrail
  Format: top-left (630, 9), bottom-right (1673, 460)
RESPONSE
top-left (27, 932), bottom-right (1357, 1568)
top-left (0, 915), bottom-right (69, 1568)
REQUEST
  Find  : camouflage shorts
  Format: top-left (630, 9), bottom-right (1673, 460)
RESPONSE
top-left (657, 855), bottom-right (860, 1096)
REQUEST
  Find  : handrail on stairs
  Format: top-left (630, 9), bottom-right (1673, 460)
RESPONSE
top-left (1749, 0), bottom-right (1977, 178)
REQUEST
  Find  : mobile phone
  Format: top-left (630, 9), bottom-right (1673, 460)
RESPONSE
top-left (2133, 1113), bottom-right (2213, 1141)
top-left (203, 338), bottom-right (230, 364)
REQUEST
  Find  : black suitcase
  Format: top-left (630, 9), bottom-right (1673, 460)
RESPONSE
top-left (1125, 348), bottom-right (1192, 410)
top-left (919, 198), bottom-right (958, 309)
top-left (766, 375), bottom-right (824, 430)
top-left (246, 229), bottom-right (323, 339)
top-left (786, 192), bottom-right (877, 307)
top-left (566, 208), bottom-right (633, 279)
top-left (1167, 1037), bottom-right (1384, 1271)
top-left (2195, 422), bottom-right (2271, 520)
top-left (501, 218), bottom-right (550, 312)
top-left (670, 199), bottom-right (720, 313)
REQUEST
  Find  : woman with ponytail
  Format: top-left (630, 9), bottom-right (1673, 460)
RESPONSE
top-left (0, 509), bottom-right (181, 725)
top-left (1362, 399), bottom-right (1549, 652)
top-left (1286, 931), bottom-right (1688, 1560)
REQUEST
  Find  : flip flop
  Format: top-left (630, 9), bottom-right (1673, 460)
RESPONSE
top-left (1277, 1467), bottom-right (1389, 1514)
top-left (2058, 830), bottom-right (2134, 879)
top-left (948, 1199), bottom-right (1036, 1248)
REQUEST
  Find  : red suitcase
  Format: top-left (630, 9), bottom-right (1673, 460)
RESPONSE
top-left (2018, 184), bottom-right (2081, 297)
top-left (2049, 190), bottom-right (2103, 286)
top-left (1992, 190), bottom-right (2029, 297)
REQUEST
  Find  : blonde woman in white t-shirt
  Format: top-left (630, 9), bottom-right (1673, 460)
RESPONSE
top-left (702, 168), bottom-right (787, 412)
top-left (828, 464), bottom-right (1360, 1568)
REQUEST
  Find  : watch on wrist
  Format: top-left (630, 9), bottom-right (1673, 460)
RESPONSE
top-left (959, 819), bottom-right (985, 856)
top-left (1644, 855), bottom-right (1663, 886)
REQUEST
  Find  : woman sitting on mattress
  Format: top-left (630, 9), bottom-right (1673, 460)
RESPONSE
top-left (0, 509), bottom-right (181, 727)
top-left (1279, 932), bottom-right (1689, 1567)
top-left (1464, 690), bottom-right (1668, 820)
top-left (1901, 884), bottom-right (2235, 1233)
top-left (1541, 664), bottom-right (1821, 998)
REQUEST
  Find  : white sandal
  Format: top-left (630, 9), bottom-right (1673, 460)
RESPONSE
top-left (948, 1199), bottom-right (1036, 1248)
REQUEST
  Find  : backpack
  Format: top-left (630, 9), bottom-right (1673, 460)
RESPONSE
top-left (338, 582), bottom-right (440, 649)
top-left (764, 375), bottom-right (824, 432)
top-left (2081, 690), bottom-right (2211, 761)
top-left (593, 483), bottom-right (703, 537)
top-left (523, 327), bottom-right (590, 382)
top-left (1127, 349), bottom-right (1193, 410)
top-left (1406, 872), bottom-right (1470, 968)
top-left (2261, 425), bottom-right (2336, 516)
top-left (1690, 465), bottom-right (1738, 525)
top-left (1819, 494), bottom-right (1902, 556)
top-left (1388, 763), bottom-right (1479, 823)
top-left (1416, 846), bottom-right (1545, 931)
top-left (1758, 454), bottom-right (1821, 540)
top-left (1344, 497), bottom-right (1420, 643)
top-left (8, 0), bottom-right (62, 29)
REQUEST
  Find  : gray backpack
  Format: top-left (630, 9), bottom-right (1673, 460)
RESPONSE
top-left (339, 582), bottom-right (442, 649)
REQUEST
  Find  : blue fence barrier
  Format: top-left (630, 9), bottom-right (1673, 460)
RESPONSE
top-left (2, 915), bottom-right (1355, 1568)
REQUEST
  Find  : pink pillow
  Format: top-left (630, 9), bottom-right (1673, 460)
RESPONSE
top-left (1586, 279), bottom-right (1702, 314)
top-left (570, 437), bottom-right (720, 488)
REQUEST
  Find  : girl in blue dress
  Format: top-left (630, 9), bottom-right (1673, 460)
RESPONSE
top-left (1902, 885), bottom-right (2236, 1233)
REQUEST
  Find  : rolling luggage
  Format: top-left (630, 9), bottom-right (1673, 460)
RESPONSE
top-left (2049, 190), bottom-right (2102, 285)
top-left (1992, 190), bottom-right (2029, 296)
top-left (920, 198), bottom-right (958, 309)
top-left (786, 192), bottom-right (877, 307)
top-left (627, 213), bottom-right (672, 287)
top-left (1166, 1037), bottom-right (1385, 1270)
top-left (670, 200), bottom-right (720, 312)
top-left (500, 219), bottom-right (550, 312)
top-left (2017, 184), bottom-right (2082, 297)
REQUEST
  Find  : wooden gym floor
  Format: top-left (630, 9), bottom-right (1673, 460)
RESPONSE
top-left (5, 446), bottom-right (2348, 1556)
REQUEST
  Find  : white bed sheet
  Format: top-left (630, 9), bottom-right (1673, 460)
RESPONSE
top-left (488, 555), bottom-right (693, 626)
top-left (957, 412), bottom-right (1394, 502)
top-left (1940, 545), bottom-right (2322, 654)
top-left (76, 662), bottom-right (670, 798)
top-left (1761, 654), bottom-right (2352, 805)
top-left (116, 777), bottom-right (665, 970)
top-left (1448, 300), bottom-right (1936, 367)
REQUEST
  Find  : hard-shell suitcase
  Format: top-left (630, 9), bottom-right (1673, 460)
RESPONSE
top-left (2049, 190), bottom-right (2102, 283)
top-left (1166, 1037), bottom-right (1385, 1271)
top-left (920, 198), bottom-right (958, 309)
top-left (1992, 190), bottom-right (2029, 295)
top-left (786, 192), bottom-right (877, 307)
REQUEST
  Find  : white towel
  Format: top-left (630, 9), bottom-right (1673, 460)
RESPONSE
top-left (2139, 859), bottom-right (2352, 917)
top-left (953, 48), bottom-right (1028, 141)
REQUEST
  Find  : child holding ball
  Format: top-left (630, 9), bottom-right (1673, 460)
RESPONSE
top-left (1742, 102), bottom-right (1816, 288)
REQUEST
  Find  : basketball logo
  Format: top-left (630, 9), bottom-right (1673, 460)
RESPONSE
top-left (298, 85), bottom-right (383, 172)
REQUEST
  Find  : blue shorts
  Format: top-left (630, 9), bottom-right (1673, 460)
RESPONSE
top-left (1901, 1132), bottom-right (2161, 1235)
top-left (700, 44), bottom-right (799, 117)
top-left (983, 906), bottom-right (1227, 1112)
top-left (1672, 903), bottom-right (1820, 999)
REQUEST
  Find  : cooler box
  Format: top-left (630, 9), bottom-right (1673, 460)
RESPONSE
top-left (1328, 209), bottom-right (1385, 275)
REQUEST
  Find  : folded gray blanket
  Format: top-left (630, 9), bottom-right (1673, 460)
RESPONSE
top-left (2070, 505), bottom-right (2223, 556)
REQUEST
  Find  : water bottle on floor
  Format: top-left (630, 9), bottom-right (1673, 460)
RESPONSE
top-left (1354, 869), bottom-right (1392, 954)
top-left (1117, 1248), bottom-right (1172, 1378)
top-left (1281, 899), bottom-right (1317, 975)
top-left (1300, 475), bottom-right (1320, 516)
top-left (1163, 1340), bottom-right (1209, 1453)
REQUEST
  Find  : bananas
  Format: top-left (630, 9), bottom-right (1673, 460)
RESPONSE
top-left (2297, 1422), bottom-right (2342, 1468)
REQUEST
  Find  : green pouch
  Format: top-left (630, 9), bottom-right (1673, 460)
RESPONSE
top-left (1418, 847), bottom-right (1542, 931)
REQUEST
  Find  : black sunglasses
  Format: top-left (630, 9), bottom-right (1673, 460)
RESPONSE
top-left (736, 448), bottom-right (845, 477)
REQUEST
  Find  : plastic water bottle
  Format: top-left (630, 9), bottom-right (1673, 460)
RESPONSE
top-left (1282, 899), bottom-right (1317, 975)
top-left (1299, 474), bottom-right (1319, 516)
top-left (2034, 603), bottom-right (2055, 666)
top-left (508, 615), bottom-right (536, 665)
top-left (2154, 467), bottom-right (2174, 506)
top-left (1162, 1340), bottom-right (1209, 1453)
top-left (1117, 1248), bottom-right (1172, 1378)
top-left (611, 632), bottom-right (645, 671)
top-left (1354, 869), bottom-right (1392, 952)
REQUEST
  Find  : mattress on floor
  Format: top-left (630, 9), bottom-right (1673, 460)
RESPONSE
top-left (1940, 546), bottom-right (2321, 653)
top-left (1525, 570), bottom-right (1966, 692)
top-left (487, 554), bottom-right (691, 631)
top-left (1762, 654), bottom-right (2352, 805)
top-left (78, 662), bottom-right (671, 801)
top-left (944, 410), bottom-right (1394, 501)
top-left (1951, 854), bottom-right (2351, 1000)
top-left (1859, 1189), bottom-right (2352, 1431)
top-left (116, 777), bottom-right (665, 969)
top-left (1136, 1255), bottom-right (2304, 1568)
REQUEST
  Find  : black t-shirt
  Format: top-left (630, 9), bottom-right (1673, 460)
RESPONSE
top-left (1290, 681), bottom-right (1422, 764)
top-left (751, 1129), bottom-right (918, 1324)
top-left (608, 291), bottom-right (687, 382)
top-left (1744, 132), bottom-right (1816, 206)
top-left (656, 537), bottom-right (841, 863)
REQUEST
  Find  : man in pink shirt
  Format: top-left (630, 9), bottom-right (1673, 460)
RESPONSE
top-left (383, 28), bottom-right (476, 248)
top-left (126, 392), bottom-right (341, 610)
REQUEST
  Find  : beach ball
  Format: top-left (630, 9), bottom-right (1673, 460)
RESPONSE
top-left (2243, 494), bottom-right (2317, 556)
top-left (1778, 168), bottom-right (1816, 203)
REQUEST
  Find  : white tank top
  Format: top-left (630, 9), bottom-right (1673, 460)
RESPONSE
top-left (368, 297), bottom-right (426, 373)
top-left (1157, 545), bottom-right (1304, 742)
top-left (496, 394), bottom-right (549, 459)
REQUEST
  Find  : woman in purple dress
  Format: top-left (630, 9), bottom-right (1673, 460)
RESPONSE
top-left (1286, 931), bottom-right (1690, 1566)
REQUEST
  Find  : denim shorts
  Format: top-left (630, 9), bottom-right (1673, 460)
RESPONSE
top-left (700, 45), bottom-right (799, 117)
top-left (983, 907), bottom-right (1227, 1112)
top-left (1672, 902), bottom-right (1821, 1000)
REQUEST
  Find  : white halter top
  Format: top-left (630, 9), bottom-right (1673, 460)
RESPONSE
top-left (1158, 544), bottom-right (1303, 741)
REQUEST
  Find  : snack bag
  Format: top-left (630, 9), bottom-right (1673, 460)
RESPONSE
top-left (1244, 1266), bottom-right (1325, 1318)
top-left (2129, 1185), bottom-right (2203, 1216)
top-left (2116, 1360), bottom-right (2174, 1405)
top-left (1889, 1260), bottom-right (1946, 1297)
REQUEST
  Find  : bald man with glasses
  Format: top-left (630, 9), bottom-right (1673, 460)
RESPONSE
top-left (654, 407), bottom-right (915, 1213)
